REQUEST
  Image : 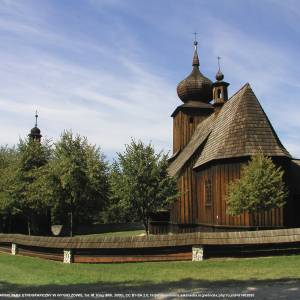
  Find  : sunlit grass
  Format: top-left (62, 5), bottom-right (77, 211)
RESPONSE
top-left (1, 253), bottom-right (300, 286)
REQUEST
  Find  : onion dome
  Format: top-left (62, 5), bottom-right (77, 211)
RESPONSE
top-left (28, 111), bottom-right (42, 142)
top-left (30, 126), bottom-right (41, 135)
top-left (177, 41), bottom-right (213, 103)
top-left (216, 70), bottom-right (224, 81)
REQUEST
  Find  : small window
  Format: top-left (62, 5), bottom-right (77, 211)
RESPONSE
top-left (205, 179), bottom-right (212, 206)
top-left (217, 89), bottom-right (222, 98)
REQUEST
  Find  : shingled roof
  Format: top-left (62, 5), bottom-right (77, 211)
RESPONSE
top-left (168, 83), bottom-right (291, 176)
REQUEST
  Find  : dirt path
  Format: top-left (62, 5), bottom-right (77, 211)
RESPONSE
top-left (1, 279), bottom-right (299, 299)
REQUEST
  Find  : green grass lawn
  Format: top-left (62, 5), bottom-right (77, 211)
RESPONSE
top-left (75, 229), bottom-right (145, 238)
top-left (1, 252), bottom-right (300, 287)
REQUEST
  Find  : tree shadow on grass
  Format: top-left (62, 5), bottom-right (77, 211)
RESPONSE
top-left (0, 278), bottom-right (300, 300)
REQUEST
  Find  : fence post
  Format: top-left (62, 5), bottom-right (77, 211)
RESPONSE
top-left (11, 243), bottom-right (18, 255)
top-left (192, 245), bottom-right (204, 261)
top-left (63, 249), bottom-right (73, 263)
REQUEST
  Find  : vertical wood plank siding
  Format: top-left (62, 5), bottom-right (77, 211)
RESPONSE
top-left (196, 160), bottom-right (284, 227)
top-left (171, 159), bottom-right (287, 228)
top-left (173, 111), bottom-right (209, 154)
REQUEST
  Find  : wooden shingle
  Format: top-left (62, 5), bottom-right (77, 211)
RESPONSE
top-left (194, 83), bottom-right (290, 168)
top-left (168, 83), bottom-right (290, 177)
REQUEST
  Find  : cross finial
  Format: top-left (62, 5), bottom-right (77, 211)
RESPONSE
top-left (217, 56), bottom-right (221, 71)
top-left (193, 32), bottom-right (198, 49)
top-left (193, 32), bottom-right (198, 42)
top-left (216, 56), bottom-right (224, 81)
top-left (35, 110), bottom-right (38, 127)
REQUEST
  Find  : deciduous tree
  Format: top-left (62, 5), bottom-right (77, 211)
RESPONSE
top-left (48, 131), bottom-right (109, 236)
top-left (0, 146), bottom-right (19, 232)
top-left (3, 139), bottom-right (52, 235)
top-left (227, 152), bottom-right (288, 226)
top-left (109, 140), bottom-right (177, 234)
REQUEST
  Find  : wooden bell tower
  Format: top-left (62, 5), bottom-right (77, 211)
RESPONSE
top-left (212, 57), bottom-right (229, 111)
top-left (172, 40), bottom-right (214, 154)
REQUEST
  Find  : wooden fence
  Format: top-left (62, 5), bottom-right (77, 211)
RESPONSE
top-left (1, 228), bottom-right (300, 263)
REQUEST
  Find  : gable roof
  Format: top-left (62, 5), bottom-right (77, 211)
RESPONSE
top-left (168, 83), bottom-right (291, 176)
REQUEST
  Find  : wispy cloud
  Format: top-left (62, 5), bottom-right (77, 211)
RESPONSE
top-left (0, 2), bottom-right (176, 158)
top-left (0, 0), bottom-right (299, 160)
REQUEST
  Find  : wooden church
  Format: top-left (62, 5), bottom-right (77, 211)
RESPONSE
top-left (150, 40), bottom-right (300, 234)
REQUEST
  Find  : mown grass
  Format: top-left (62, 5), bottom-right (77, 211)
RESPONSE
top-left (1, 253), bottom-right (300, 287)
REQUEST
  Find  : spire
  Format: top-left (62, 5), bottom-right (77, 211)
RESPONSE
top-left (192, 32), bottom-right (199, 67)
top-left (35, 110), bottom-right (38, 127)
top-left (212, 57), bottom-right (229, 110)
top-left (216, 56), bottom-right (224, 81)
top-left (29, 110), bottom-right (42, 142)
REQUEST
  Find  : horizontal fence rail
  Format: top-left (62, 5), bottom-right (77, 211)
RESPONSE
top-left (1, 228), bottom-right (300, 263)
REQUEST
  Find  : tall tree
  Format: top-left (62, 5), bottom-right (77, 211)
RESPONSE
top-left (7, 139), bottom-right (52, 235)
top-left (109, 140), bottom-right (177, 234)
top-left (0, 146), bottom-right (19, 232)
top-left (227, 152), bottom-right (288, 226)
top-left (100, 161), bottom-right (135, 223)
top-left (48, 131), bottom-right (109, 236)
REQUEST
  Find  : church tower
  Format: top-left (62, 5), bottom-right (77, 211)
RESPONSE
top-left (172, 40), bottom-right (214, 154)
top-left (168, 39), bottom-right (215, 226)
top-left (212, 57), bottom-right (229, 111)
top-left (28, 111), bottom-right (42, 142)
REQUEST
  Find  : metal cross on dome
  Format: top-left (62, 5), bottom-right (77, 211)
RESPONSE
top-left (193, 32), bottom-right (198, 49)
top-left (35, 110), bottom-right (38, 127)
top-left (217, 56), bottom-right (222, 71)
top-left (193, 32), bottom-right (198, 42)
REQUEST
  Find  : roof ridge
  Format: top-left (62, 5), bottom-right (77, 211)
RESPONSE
top-left (240, 86), bottom-right (290, 157)
top-left (189, 83), bottom-right (249, 138)
top-left (201, 86), bottom-right (247, 161)
top-left (247, 89), bottom-right (291, 158)
top-left (227, 82), bottom-right (250, 102)
top-left (193, 84), bottom-right (290, 169)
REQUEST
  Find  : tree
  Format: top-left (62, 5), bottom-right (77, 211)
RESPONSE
top-left (48, 131), bottom-right (109, 236)
top-left (109, 140), bottom-right (177, 234)
top-left (12, 138), bottom-right (52, 235)
top-left (100, 161), bottom-right (135, 223)
top-left (0, 146), bottom-right (19, 232)
top-left (227, 152), bottom-right (288, 226)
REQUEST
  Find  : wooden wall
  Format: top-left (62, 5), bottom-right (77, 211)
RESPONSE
top-left (173, 110), bottom-right (210, 153)
top-left (170, 157), bottom-right (293, 229)
top-left (73, 247), bottom-right (191, 263)
top-left (171, 107), bottom-right (211, 225)
top-left (170, 153), bottom-right (199, 225)
top-left (196, 159), bottom-right (288, 227)
top-left (170, 104), bottom-right (296, 230)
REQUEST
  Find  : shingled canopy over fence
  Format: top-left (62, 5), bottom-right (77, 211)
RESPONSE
top-left (1, 228), bottom-right (300, 248)
top-left (1, 228), bottom-right (300, 263)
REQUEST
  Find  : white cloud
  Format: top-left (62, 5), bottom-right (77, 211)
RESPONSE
top-left (0, 23), bottom-right (175, 159)
top-left (0, 0), bottom-right (300, 161)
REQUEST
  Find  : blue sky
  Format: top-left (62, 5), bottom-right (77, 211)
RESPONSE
top-left (0, 0), bottom-right (300, 160)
